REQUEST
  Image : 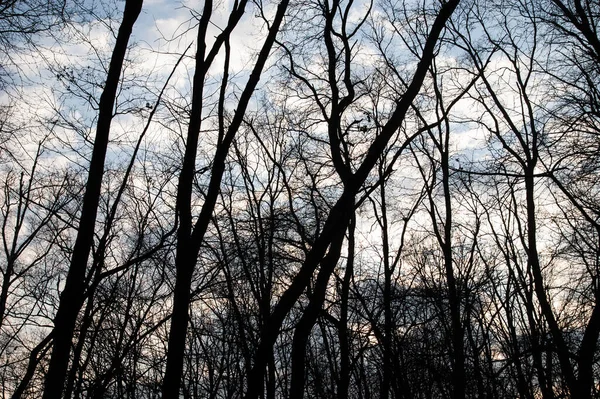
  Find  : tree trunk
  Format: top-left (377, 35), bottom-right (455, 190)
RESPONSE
top-left (243, 3), bottom-right (460, 396)
top-left (288, 225), bottom-right (347, 399)
top-left (160, 0), bottom-right (290, 395)
top-left (337, 214), bottom-right (355, 399)
top-left (41, 2), bottom-right (143, 397)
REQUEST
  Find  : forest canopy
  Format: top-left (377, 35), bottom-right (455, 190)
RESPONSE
top-left (0, 0), bottom-right (599, 398)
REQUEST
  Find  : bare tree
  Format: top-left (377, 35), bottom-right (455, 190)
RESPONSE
top-left (160, 0), bottom-right (292, 395)
top-left (243, 0), bottom-right (461, 397)
top-left (42, 1), bottom-right (144, 397)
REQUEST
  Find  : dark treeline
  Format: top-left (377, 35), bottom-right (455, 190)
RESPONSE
top-left (0, 0), bottom-right (599, 397)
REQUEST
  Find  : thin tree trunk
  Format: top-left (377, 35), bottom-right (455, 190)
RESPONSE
top-left (41, 2), bottom-right (143, 397)
top-left (380, 179), bottom-right (392, 399)
top-left (575, 293), bottom-right (600, 399)
top-left (337, 213), bottom-right (355, 399)
top-left (288, 225), bottom-right (347, 399)
top-left (524, 171), bottom-right (577, 394)
top-left (441, 148), bottom-right (465, 399)
top-left (11, 334), bottom-right (52, 399)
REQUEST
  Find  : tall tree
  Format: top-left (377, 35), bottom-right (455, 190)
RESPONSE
top-left (42, 1), bottom-right (144, 397)
top-left (243, 0), bottom-right (461, 397)
top-left (160, 0), bottom-right (292, 396)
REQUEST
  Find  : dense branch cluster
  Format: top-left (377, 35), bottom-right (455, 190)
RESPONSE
top-left (0, 0), bottom-right (599, 397)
